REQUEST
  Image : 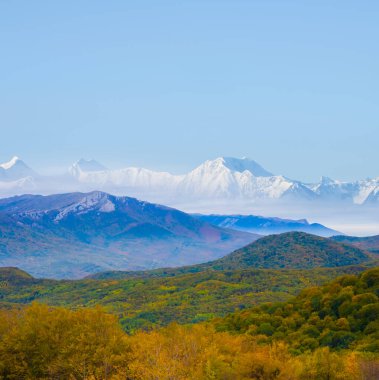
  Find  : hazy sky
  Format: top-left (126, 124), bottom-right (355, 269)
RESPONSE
top-left (1, 1), bottom-right (378, 181)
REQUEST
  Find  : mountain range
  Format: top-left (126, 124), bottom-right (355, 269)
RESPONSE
top-left (0, 156), bottom-right (378, 208)
top-left (1, 232), bottom-right (376, 331)
top-left (193, 214), bottom-right (339, 237)
top-left (0, 191), bottom-right (256, 279)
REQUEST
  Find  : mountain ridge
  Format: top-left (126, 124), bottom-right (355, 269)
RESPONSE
top-left (332, 234), bottom-right (379, 254)
top-left (0, 156), bottom-right (37, 182)
top-left (0, 191), bottom-right (257, 279)
top-left (193, 214), bottom-right (340, 237)
top-left (0, 156), bottom-right (378, 208)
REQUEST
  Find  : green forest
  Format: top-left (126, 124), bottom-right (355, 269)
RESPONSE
top-left (0, 264), bottom-right (374, 332)
top-left (0, 268), bottom-right (378, 379)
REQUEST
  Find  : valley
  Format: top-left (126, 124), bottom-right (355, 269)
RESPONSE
top-left (1, 231), bottom-right (377, 332)
top-left (0, 194), bottom-right (378, 378)
top-left (2, 2), bottom-right (378, 377)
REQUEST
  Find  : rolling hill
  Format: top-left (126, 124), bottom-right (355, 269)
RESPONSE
top-left (214, 267), bottom-right (379, 352)
top-left (0, 230), bottom-right (377, 331)
top-left (0, 264), bottom-right (376, 332)
top-left (0, 225), bottom-right (376, 331)
top-left (206, 232), bottom-right (371, 270)
top-left (91, 232), bottom-right (373, 280)
top-left (332, 235), bottom-right (379, 254)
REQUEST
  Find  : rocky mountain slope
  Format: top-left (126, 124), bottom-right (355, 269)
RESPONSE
top-left (0, 191), bottom-right (256, 278)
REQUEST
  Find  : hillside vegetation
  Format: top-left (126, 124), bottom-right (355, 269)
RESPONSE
top-left (0, 236), bottom-right (378, 378)
top-left (207, 232), bottom-right (372, 270)
top-left (214, 268), bottom-right (379, 353)
top-left (90, 232), bottom-right (374, 280)
top-left (0, 267), bottom-right (34, 285)
top-left (0, 271), bottom-right (378, 379)
top-left (0, 232), bottom-right (377, 331)
top-left (332, 235), bottom-right (379, 254)
top-left (0, 264), bottom-right (375, 332)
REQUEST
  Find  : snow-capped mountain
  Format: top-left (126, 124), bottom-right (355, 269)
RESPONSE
top-left (362, 182), bottom-right (379, 204)
top-left (212, 157), bottom-right (273, 177)
top-left (311, 176), bottom-right (358, 200)
top-left (310, 176), bottom-right (379, 205)
top-left (0, 156), bottom-right (37, 181)
top-left (67, 156), bottom-right (316, 201)
top-left (176, 158), bottom-right (314, 200)
top-left (0, 155), bottom-right (379, 209)
top-left (65, 156), bottom-right (377, 205)
top-left (69, 160), bottom-right (180, 195)
top-left (68, 158), bottom-right (107, 178)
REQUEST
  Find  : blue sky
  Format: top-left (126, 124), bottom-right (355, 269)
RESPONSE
top-left (0, 1), bottom-right (378, 181)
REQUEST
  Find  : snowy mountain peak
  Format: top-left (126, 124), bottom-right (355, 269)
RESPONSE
top-left (69, 159), bottom-right (107, 178)
top-left (194, 157), bottom-right (273, 177)
top-left (55, 191), bottom-right (115, 221)
top-left (73, 158), bottom-right (107, 172)
top-left (320, 176), bottom-right (337, 185)
top-left (1, 155), bottom-right (379, 212)
top-left (0, 156), bottom-right (23, 170)
top-left (220, 157), bottom-right (273, 176)
top-left (0, 156), bottom-right (36, 181)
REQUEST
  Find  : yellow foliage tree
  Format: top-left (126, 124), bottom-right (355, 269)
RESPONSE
top-left (0, 303), bottom-right (372, 379)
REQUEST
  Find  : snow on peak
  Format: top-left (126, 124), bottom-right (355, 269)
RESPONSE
top-left (2, 155), bottom-right (379, 209)
top-left (320, 176), bottom-right (336, 184)
top-left (177, 158), bottom-right (285, 200)
top-left (69, 159), bottom-right (107, 179)
top-left (0, 156), bottom-right (23, 170)
top-left (72, 158), bottom-right (107, 172)
top-left (220, 157), bottom-right (273, 177)
top-left (194, 157), bottom-right (273, 177)
top-left (54, 191), bottom-right (115, 221)
top-left (0, 156), bottom-right (36, 182)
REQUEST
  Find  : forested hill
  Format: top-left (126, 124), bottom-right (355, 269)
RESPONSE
top-left (90, 232), bottom-right (373, 280)
top-left (0, 267), bottom-right (36, 287)
top-left (1, 264), bottom-right (376, 332)
top-left (214, 267), bottom-right (379, 353)
top-left (332, 235), bottom-right (379, 254)
top-left (0, 267), bottom-right (378, 379)
top-left (0, 232), bottom-right (377, 332)
top-left (207, 232), bottom-right (372, 270)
